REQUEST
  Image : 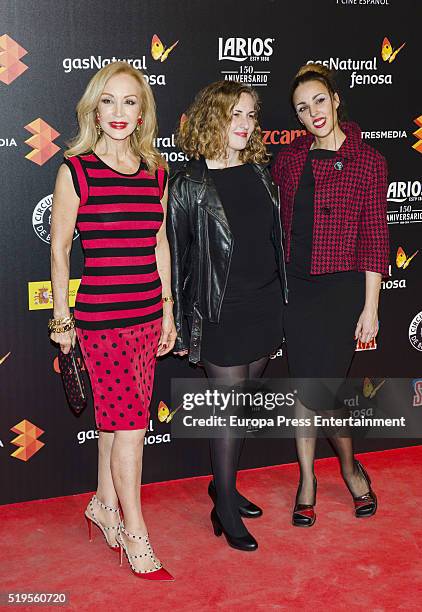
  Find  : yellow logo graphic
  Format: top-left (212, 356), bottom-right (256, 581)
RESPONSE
top-left (0, 34), bottom-right (28, 84)
top-left (157, 400), bottom-right (181, 423)
top-left (396, 246), bottom-right (419, 269)
top-left (28, 279), bottom-right (81, 310)
top-left (381, 37), bottom-right (405, 63)
top-left (11, 419), bottom-right (44, 461)
top-left (151, 35), bottom-right (179, 62)
top-left (24, 118), bottom-right (60, 166)
top-left (363, 378), bottom-right (386, 399)
top-left (412, 115), bottom-right (422, 154)
top-left (0, 351), bottom-right (11, 365)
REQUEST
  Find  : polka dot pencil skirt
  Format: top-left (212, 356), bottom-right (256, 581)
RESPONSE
top-left (76, 319), bottom-right (162, 431)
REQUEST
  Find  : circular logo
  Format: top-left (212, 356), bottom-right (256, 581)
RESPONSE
top-left (409, 311), bottom-right (422, 352)
top-left (32, 194), bottom-right (79, 244)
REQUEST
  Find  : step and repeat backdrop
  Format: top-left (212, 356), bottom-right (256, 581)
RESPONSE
top-left (1, 0), bottom-right (421, 504)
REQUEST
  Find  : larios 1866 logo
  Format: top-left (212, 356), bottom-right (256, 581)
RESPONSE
top-left (218, 37), bottom-right (274, 87)
top-left (387, 180), bottom-right (422, 225)
top-left (218, 37), bottom-right (274, 62)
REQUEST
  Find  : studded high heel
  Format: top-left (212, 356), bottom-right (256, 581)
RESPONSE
top-left (84, 494), bottom-right (121, 551)
top-left (116, 522), bottom-right (174, 581)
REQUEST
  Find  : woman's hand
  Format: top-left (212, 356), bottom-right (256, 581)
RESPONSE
top-left (354, 306), bottom-right (379, 344)
top-left (157, 312), bottom-right (177, 357)
top-left (50, 329), bottom-right (76, 354)
top-left (174, 349), bottom-right (189, 357)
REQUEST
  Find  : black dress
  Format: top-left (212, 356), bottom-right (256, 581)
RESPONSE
top-left (284, 149), bottom-right (365, 381)
top-left (200, 164), bottom-right (284, 366)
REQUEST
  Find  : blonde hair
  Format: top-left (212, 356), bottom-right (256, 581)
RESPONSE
top-left (65, 61), bottom-right (167, 173)
top-left (177, 80), bottom-right (269, 164)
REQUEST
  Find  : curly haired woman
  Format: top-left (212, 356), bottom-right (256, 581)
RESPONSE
top-left (167, 81), bottom-right (288, 551)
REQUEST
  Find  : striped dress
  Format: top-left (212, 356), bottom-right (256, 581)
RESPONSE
top-left (64, 152), bottom-right (166, 330)
top-left (63, 152), bottom-right (167, 431)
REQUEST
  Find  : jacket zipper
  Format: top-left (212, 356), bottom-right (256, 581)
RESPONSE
top-left (276, 185), bottom-right (288, 303)
top-left (217, 240), bottom-right (234, 320)
top-left (203, 218), bottom-right (212, 314)
top-left (195, 183), bottom-right (207, 309)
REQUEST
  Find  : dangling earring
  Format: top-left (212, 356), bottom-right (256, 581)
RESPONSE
top-left (136, 116), bottom-right (143, 133)
top-left (95, 115), bottom-right (102, 138)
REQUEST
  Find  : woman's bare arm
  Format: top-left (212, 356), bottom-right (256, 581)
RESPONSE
top-left (50, 163), bottom-right (80, 353)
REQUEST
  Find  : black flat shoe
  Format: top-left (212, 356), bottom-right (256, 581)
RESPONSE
top-left (210, 507), bottom-right (258, 551)
top-left (208, 480), bottom-right (263, 518)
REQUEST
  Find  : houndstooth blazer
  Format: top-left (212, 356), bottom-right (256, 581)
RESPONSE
top-left (271, 121), bottom-right (389, 277)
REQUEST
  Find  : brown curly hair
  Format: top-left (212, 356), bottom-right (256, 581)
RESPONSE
top-left (177, 81), bottom-right (269, 164)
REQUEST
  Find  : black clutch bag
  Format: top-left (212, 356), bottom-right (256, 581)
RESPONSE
top-left (58, 345), bottom-right (87, 414)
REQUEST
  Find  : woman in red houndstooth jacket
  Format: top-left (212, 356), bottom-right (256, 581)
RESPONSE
top-left (272, 63), bottom-right (389, 527)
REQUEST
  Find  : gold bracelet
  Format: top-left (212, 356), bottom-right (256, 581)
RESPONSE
top-left (49, 321), bottom-right (75, 334)
top-left (162, 296), bottom-right (174, 304)
top-left (48, 313), bottom-right (75, 333)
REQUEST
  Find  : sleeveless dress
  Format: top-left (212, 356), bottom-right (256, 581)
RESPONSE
top-left (63, 152), bottom-right (167, 431)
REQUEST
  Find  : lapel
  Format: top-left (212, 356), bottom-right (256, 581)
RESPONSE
top-left (185, 157), bottom-right (231, 230)
top-left (285, 121), bottom-right (362, 193)
top-left (251, 163), bottom-right (276, 205)
top-left (285, 133), bottom-right (312, 191)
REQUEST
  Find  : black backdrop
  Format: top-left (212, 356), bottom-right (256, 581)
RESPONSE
top-left (1, 0), bottom-right (421, 504)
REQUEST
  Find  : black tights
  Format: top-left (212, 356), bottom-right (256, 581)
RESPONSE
top-left (203, 356), bottom-right (268, 536)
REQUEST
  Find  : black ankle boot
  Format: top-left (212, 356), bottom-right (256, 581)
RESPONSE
top-left (210, 507), bottom-right (258, 551)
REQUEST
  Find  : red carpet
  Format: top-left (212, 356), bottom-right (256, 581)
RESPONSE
top-left (1, 446), bottom-right (421, 611)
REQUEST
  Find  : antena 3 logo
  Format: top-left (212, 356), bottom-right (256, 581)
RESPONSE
top-left (218, 37), bottom-right (274, 62)
top-left (0, 34), bottom-right (28, 85)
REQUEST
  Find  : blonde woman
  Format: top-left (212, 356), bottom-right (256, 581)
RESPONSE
top-left (50, 62), bottom-right (175, 580)
top-left (168, 81), bottom-right (288, 551)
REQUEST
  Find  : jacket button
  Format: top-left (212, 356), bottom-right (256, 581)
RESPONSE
top-left (321, 206), bottom-right (331, 215)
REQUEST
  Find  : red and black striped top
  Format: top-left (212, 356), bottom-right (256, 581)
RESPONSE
top-left (63, 152), bottom-right (167, 330)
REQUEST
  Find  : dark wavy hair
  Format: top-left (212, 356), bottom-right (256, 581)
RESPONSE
top-left (290, 63), bottom-right (348, 122)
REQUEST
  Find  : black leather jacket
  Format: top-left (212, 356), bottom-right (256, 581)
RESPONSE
top-left (167, 157), bottom-right (288, 363)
